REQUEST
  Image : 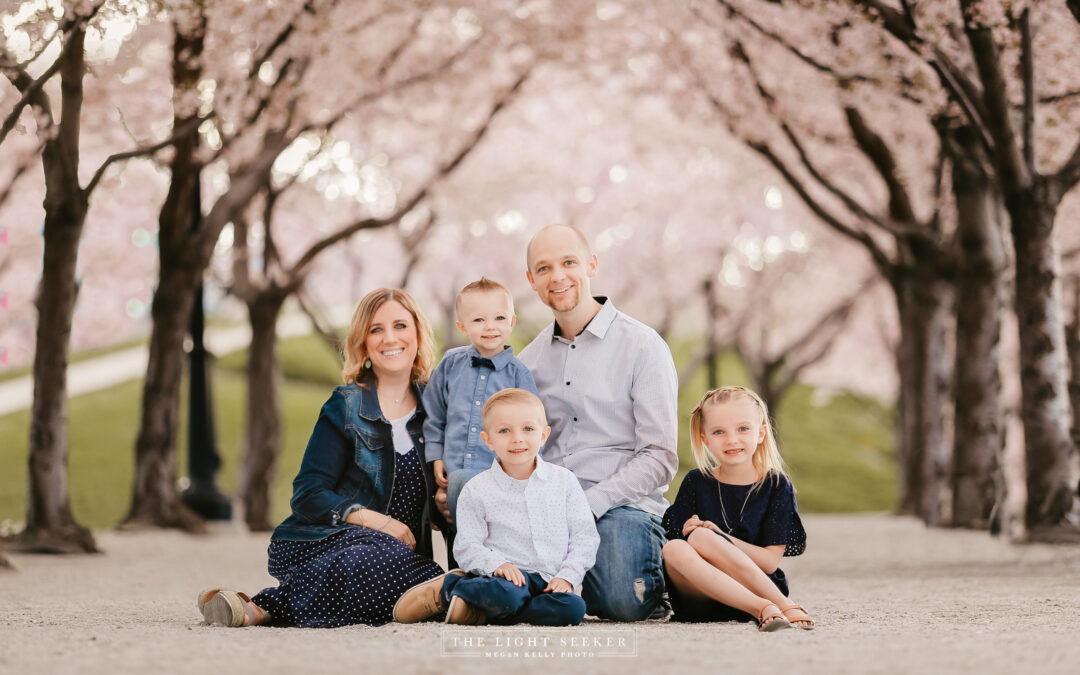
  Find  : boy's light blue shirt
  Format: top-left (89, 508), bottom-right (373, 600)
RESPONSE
top-left (421, 344), bottom-right (539, 473)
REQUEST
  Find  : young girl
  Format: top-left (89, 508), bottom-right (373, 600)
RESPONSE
top-left (662, 386), bottom-right (814, 631)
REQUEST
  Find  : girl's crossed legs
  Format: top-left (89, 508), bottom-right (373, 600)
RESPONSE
top-left (663, 528), bottom-right (813, 630)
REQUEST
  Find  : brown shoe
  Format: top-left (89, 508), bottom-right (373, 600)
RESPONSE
top-left (393, 570), bottom-right (464, 623)
top-left (201, 590), bottom-right (270, 627)
top-left (445, 596), bottom-right (487, 625)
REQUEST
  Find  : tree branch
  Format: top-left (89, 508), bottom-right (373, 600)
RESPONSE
top-left (753, 139), bottom-right (894, 275)
top-left (247, 0), bottom-right (323, 81)
top-left (1056, 138), bottom-right (1080, 193)
top-left (1039, 89), bottom-right (1080, 104)
top-left (295, 284), bottom-right (344, 363)
top-left (957, 0), bottom-right (1029, 192)
top-left (230, 210), bottom-right (254, 301)
top-left (844, 106), bottom-right (918, 224)
top-left (0, 52), bottom-right (65, 146)
top-left (1019, 8), bottom-right (1035, 176)
top-left (300, 32), bottom-right (480, 135)
top-left (82, 113), bottom-right (211, 197)
top-left (853, 0), bottom-right (994, 154)
top-left (284, 67), bottom-right (532, 288)
top-left (375, 14), bottom-right (422, 81)
top-left (710, 0), bottom-right (875, 86)
top-left (0, 139), bottom-right (43, 209)
top-left (397, 209), bottom-right (437, 288)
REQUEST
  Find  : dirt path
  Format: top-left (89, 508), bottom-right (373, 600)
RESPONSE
top-left (2, 513), bottom-right (1078, 675)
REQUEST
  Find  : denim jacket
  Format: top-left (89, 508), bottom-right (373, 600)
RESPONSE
top-left (270, 375), bottom-right (440, 557)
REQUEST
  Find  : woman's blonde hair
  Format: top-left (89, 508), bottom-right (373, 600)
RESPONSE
top-left (688, 386), bottom-right (788, 489)
top-left (341, 288), bottom-right (435, 386)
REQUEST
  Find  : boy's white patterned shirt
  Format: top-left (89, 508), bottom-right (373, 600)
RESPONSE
top-left (453, 456), bottom-right (600, 587)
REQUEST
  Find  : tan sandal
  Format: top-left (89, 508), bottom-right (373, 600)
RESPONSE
top-left (200, 589), bottom-right (270, 627)
top-left (756, 602), bottom-right (791, 632)
top-left (196, 587), bottom-right (221, 613)
top-left (780, 604), bottom-right (815, 630)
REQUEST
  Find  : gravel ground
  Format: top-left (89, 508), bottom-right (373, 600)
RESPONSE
top-left (2, 513), bottom-right (1078, 675)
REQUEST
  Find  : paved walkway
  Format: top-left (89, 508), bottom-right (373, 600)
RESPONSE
top-left (0, 313), bottom-right (321, 416)
top-left (2, 514), bottom-right (1078, 674)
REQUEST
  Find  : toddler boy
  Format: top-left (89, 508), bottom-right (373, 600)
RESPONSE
top-left (422, 278), bottom-right (538, 528)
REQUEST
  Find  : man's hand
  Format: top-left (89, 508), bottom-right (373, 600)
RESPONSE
top-left (433, 459), bottom-right (449, 489)
top-left (493, 562), bottom-right (526, 587)
top-left (543, 577), bottom-right (573, 593)
top-left (434, 486), bottom-right (452, 523)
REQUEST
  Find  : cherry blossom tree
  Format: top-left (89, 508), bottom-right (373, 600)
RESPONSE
top-left (666, 0), bottom-right (1080, 532)
top-left (228, 68), bottom-right (531, 530)
top-left (837, 0), bottom-right (1080, 531)
top-left (1, 0), bottom-right (192, 551)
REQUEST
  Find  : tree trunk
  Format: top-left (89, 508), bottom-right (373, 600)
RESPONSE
top-left (894, 271), bottom-right (955, 525)
top-left (1067, 278), bottom-right (1080, 451)
top-left (126, 260), bottom-right (204, 530)
top-left (18, 24), bottom-right (97, 554)
top-left (241, 292), bottom-right (287, 531)
top-left (1008, 182), bottom-right (1080, 530)
top-left (124, 14), bottom-right (206, 531)
top-left (949, 137), bottom-right (1007, 529)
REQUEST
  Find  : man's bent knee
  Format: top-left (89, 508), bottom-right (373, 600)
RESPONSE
top-left (585, 578), bottom-right (661, 622)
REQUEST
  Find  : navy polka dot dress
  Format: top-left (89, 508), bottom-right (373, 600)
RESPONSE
top-left (252, 448), bottom-right (443, 627)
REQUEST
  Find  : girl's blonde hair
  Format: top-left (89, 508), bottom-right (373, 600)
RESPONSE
top-left (689, 386), bottom-right (788, 489)
top-left (341, 288), bottom-right (435, 387)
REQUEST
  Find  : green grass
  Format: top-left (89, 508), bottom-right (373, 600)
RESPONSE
top-left (0, 359), bottom-right (333, 530)
top-left (0, 336), bottom-right (149, 384)
top-left (217, 332), bottom-right (344, 387)
top-left (0, 334), bottom-right (896, 531)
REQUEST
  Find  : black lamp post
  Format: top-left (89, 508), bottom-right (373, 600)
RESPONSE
top-left (181, 179), bottom-right (232, 520)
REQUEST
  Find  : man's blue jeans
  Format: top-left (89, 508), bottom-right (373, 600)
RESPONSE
top-left (442, 572), bottom-right (586, 626)
top-left (581, 505), bottom-right (666, 621)
top-left (446, 468), bottom-right (486, 523)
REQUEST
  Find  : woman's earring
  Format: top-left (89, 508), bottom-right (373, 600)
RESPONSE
top-left (364, 358), bottom-right (372, 369)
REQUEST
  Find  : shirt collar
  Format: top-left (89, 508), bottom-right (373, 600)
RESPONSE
top-left (490, 454), bottom-right (553, 487)
top-left (551, 296), bottom-right (616, 341)
top-left (468, 344), bottom-right (516, 371)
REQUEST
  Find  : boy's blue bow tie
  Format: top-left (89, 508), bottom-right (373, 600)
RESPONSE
top-left (471, 356), bottom-right (496, 369)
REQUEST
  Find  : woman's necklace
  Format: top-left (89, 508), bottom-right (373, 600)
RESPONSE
top-left (381, 384), bottom-right (411, 407)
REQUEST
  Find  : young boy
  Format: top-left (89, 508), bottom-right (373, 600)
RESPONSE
top-left (394, 388), bottom-right (599, 626)
top-left (422, 279), bottom-right (539, 529)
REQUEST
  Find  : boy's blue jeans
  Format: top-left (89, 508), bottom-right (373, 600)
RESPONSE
top-left (441, 572), bottom-right (586, 626)
top-left (582, 506), bottom-right (666, 621)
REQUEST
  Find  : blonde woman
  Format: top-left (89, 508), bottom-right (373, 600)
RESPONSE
top-left (198, 288), bottom-right (454, 627)
top-left (661, 386), bottom-right (814, 631)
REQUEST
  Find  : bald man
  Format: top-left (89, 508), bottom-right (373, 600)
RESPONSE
top-left (519, 224), bottom-right (678, 621)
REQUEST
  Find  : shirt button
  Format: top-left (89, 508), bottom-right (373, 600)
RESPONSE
top-left (571, 345), bottom-right (576, 349)
top-left (573, 417), bottom-right (578, 422)
top-left (480, 375), bottom-right (486, 380)
top-left (565, 381), bottom-right (570, 386)
top-left (466, 454), bottom-right (472, 458)
top-left (475, 401), bottom-right (481, 405)
top-left (471, 427), bottom-right (476, 432)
